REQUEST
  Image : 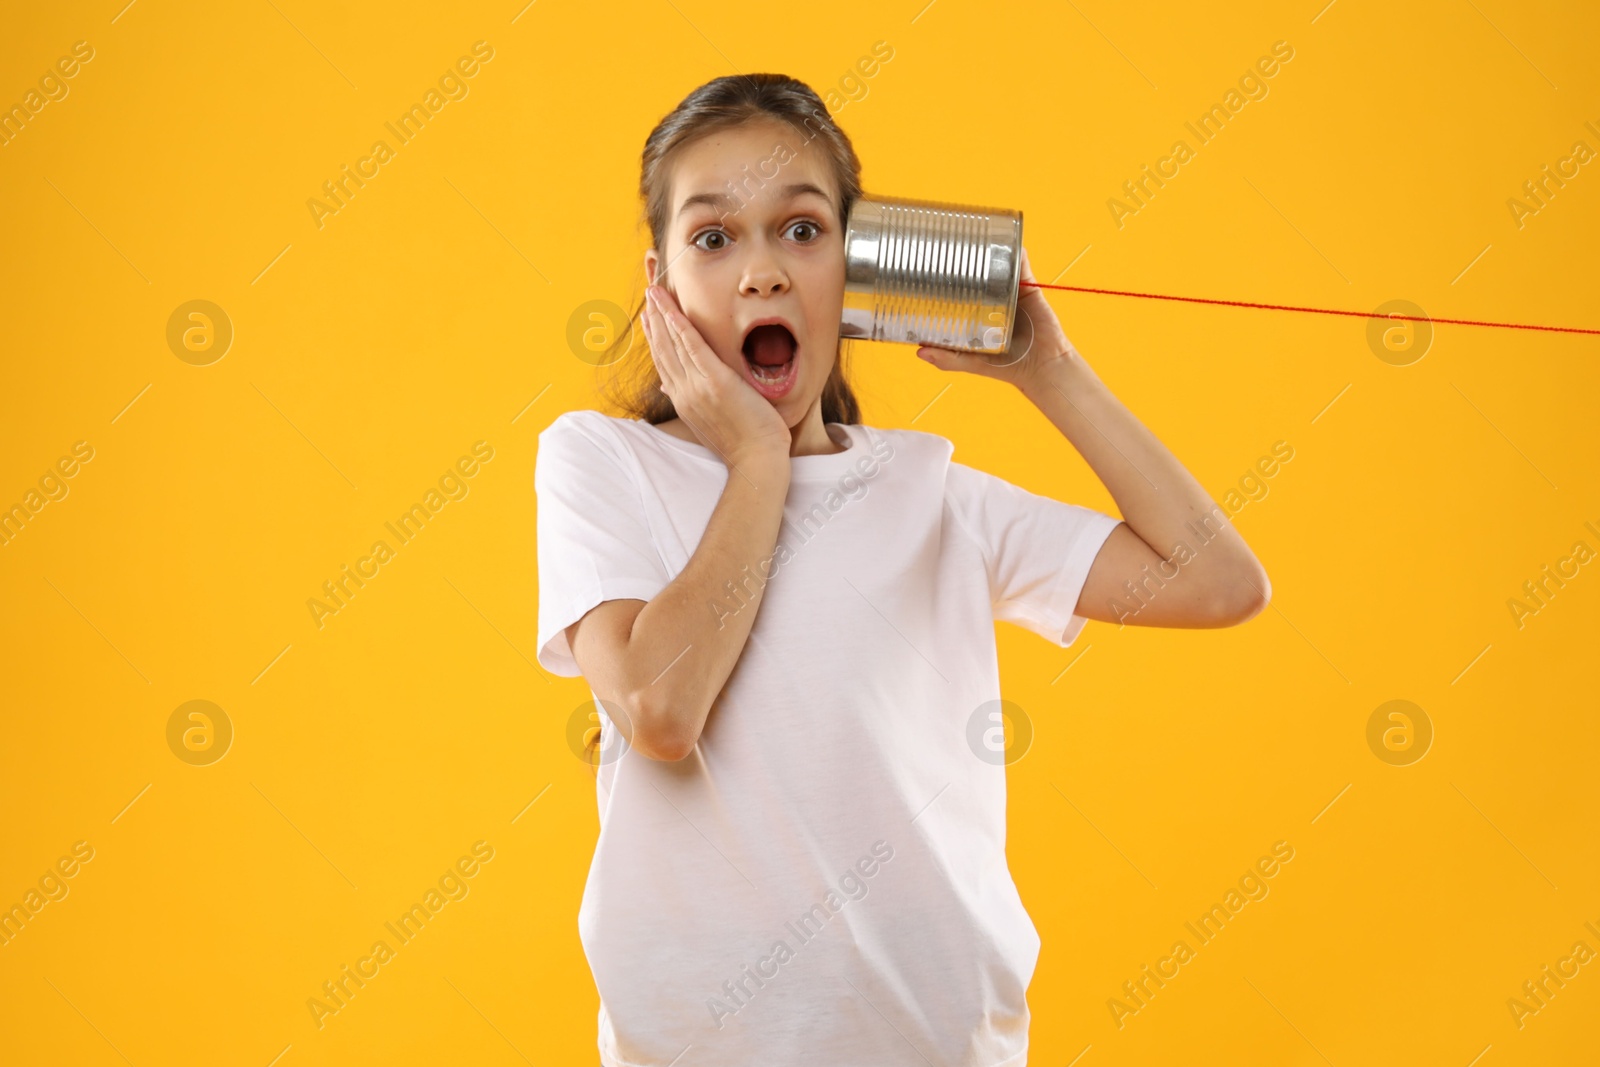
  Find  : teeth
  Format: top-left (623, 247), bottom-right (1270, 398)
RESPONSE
top-left (751, 363), bottom-right (790, 382)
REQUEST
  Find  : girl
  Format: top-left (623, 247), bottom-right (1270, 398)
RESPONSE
top-left (535, 74), bottom-right (1269, 1067)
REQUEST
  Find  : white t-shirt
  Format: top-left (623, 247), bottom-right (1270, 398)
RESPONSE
top-left (534, 408), bottom-right (1121, 1067)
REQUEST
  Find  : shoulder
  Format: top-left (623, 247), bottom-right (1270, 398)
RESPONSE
top-left (538, 408), bottom-right (645, 455)
top-left (535, 409), bottom-right (640, 484)
top-left (863, 427), bottom-right (996, 553)
top-left (539, 407), bottom-right (628, 443)
top-left (851, 423), bottom-right (954, 469)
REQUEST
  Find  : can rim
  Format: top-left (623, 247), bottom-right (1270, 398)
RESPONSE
top-left (998, 211), bottom-right (1023, 355)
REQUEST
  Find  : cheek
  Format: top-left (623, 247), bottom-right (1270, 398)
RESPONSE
top-left (675, 295), bottom-right (737, 364)
top-left (808, 298), bottom-right (843, 358)
top-left (701, 320), bottom-right (744, 371)
top-left (710, 321), bottom-right (743, 367)
top-left (804, 343), bottom-right (837, 388)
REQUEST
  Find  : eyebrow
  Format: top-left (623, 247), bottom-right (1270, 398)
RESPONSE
top-left (675, 181), bottom-right (834, 219)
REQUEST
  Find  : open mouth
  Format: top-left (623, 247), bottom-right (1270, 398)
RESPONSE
top-left (740, 322), bottom-right (799, 398)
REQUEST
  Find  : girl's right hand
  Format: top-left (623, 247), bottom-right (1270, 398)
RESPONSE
top-left (642, 284), bottom-right (793, 470)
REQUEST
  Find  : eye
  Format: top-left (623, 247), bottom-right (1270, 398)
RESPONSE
top-left (785, 219), bottom-right (822, 243)
top-left (691, 228), bottom-right (730, 252)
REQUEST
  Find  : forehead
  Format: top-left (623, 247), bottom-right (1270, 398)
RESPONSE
top-left (669, 119), bottom-right (837, 215)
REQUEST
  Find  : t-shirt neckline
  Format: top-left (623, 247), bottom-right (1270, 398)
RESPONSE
top-left (633, 418), bottom-right (867, 480)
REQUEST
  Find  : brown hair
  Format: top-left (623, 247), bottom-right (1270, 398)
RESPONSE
top-left (597, 73), bottom-right (863, 426)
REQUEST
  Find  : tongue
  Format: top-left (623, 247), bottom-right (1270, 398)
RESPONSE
top-left (747, 324), bottom-right (796, 366)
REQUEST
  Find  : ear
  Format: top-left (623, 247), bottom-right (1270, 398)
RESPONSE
top-left (644, 248), bottom-right (659, 287)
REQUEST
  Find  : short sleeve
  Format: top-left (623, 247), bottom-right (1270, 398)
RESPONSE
top-left (534, 412), bottom-right (670, 676)
top-left (945, 461), bottom-right (1122, 647)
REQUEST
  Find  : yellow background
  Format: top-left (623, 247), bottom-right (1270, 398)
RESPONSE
top-left (2, 0), bottom-right (1596, 1064)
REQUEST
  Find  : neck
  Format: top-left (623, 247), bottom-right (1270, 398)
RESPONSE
top-left (787, 398), bottom-right (845, 457)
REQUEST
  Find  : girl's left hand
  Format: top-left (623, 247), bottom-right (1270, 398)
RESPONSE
top-left (914, 245), bottom-right (1078, 393)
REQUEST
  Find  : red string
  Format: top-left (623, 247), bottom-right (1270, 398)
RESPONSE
top-left (1019, 281), bottom-right (1600, 337)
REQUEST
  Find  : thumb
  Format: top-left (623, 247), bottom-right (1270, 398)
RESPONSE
top-left (1014, 244), bottom-right (1053, 323)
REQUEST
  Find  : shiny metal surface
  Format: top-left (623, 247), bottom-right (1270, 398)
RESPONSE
top-left (839, 194), bottom-right (1023, 354)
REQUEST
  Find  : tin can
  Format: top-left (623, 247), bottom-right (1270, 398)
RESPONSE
top-left (839, 194), bottom-right (1024, 354)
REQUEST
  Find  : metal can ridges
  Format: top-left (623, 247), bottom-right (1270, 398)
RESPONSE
top-left (840, 194), bottom-right (1022, 354)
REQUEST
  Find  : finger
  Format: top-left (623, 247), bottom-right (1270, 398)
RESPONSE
top-left (656, 292), bottom-right (704, 378)
top-left (1016, 245), bottom-right (1051, 317)
top-left (654, 287), bottom-right (713, 379)
top-left (921, 347), bottom-right (979, 375)
top-left (647, 290), bottom-right (685, 379)
top-left (916, 344), bottom-right (1009, 377)
top-left (1013, 246), bottom-right (1076, 356)
top-left (644, 292), bottom-right (685, 391)
top-left (640, 297), bottom-right (667, 386)
top-left (1002, 298), bottom-right (1040, 367)
top-left (659, 303), bottom-right (699, 378)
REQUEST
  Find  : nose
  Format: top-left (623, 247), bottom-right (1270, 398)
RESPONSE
top-left (739, 239), bottom-right (789, 297)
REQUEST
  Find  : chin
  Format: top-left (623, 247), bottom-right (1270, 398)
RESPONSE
top-left (780, 392), bottom-right (820, 420)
